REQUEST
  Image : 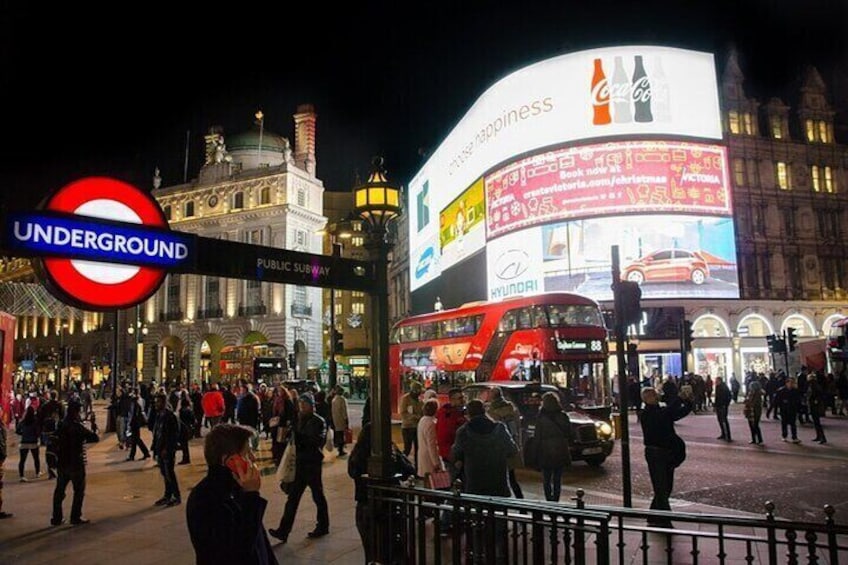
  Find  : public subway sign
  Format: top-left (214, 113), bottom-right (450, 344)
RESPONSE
top-left (1, 177), bottom-right (376, 311)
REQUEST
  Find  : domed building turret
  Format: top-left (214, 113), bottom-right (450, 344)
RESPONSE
top-left (227, 125), bottom-right (292, 171)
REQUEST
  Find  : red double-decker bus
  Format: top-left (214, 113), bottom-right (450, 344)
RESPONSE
top-left (388, 293), bottom-right (609, 417)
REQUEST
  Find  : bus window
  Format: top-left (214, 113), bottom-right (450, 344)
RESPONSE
top-left (517, 307), bottom-right (533, 329)
top-left (390, 327), bottom-right (401, 344)
top-left (400, 325), bottom-right (420, 342)
top-left (532, 305), bottom-right (549, 328)
top-left (499, 310), bottom-right (518, 332)
top-left (441, 318), bottom-right (458, 338)
top-left (420, 322), bottom-right (438, 340)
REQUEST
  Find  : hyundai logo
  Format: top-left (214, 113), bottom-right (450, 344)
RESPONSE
top-left (495, 249), bottom-right (530, 281)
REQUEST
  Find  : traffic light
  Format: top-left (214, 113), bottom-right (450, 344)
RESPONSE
top-left (766, 334), bottom-right (786, 354)
top-left (617, 280), bottom-right (642, 327)
top-left (288, 353), bottom-right (296, 369)
top-left (786, 327), bottom-right (798, 352)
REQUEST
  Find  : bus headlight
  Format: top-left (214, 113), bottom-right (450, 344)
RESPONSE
top-left (595, 421), bottom-right (613, 438)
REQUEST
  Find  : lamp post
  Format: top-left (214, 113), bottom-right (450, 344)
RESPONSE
top-left (325, 219), bottom-right (354, 390)
top-left (127, 306), bottom-right (148, 386)
top-left (56, 321), bottom-right (69, 397)
top-left (353, 157), bottom-right (402, 480)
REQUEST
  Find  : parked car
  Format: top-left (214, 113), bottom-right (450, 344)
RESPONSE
top-left (463, 382), bottom-right (614, 467)
top-left (621, 248), bottom-right (709, 285)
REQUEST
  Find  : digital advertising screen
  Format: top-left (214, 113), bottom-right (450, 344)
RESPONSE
top-left (408, 45), bottom-right (730, 312)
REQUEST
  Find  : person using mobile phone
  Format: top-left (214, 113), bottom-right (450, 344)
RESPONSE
top-left (186, 424), bottom-right (277, 565)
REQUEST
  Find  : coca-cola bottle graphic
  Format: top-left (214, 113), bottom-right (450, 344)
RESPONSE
top-left (611, 55), bottom-right (632, 123)
top-left (652, 55), bottom-right (671, 122)
top-left (591, 58), bottom-right (611, 125)
top-left (632, 55), bottom-right (653, 123)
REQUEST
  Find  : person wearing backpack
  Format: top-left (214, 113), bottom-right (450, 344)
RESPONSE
top-left (534, 392), bottom-right (573, 502)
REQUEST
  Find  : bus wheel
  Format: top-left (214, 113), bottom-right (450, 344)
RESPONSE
top-left (586, 456), bottom-right (606, 467)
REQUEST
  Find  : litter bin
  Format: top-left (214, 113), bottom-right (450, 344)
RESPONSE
top-left (611, 412), bottom-right (622, 439)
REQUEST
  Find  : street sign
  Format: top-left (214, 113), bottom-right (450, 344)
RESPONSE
top-left (4, 177), bottom-right (193, 310)
top-left (1, 176), bottom-right (378, 311)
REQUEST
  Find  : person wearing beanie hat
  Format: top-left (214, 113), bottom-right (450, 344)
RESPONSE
top-left (269, 390), bottom-right (329, 543)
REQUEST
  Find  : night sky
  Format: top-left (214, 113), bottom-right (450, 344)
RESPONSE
top-left (1, 0), bottom-right (846, 208)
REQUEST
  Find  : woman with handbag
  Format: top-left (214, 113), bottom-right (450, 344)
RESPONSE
top-left (416, 400), bottom-right (444, 484)
top-left (16, 406), bottom-right (41, 481)
top-left (534, 392), bottom-right (572, 502)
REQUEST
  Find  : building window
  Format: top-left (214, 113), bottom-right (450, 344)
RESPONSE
top-left (752, 203), bottom-right (765, 235)
top-left (334, 289), bottom-right (342, 300)
top-left (297, 188), bottom-right (306, 207)
top-left (352, 236), bottom-right (364, 247)
top-left (728, 110), bottom-right (740, 134)
top-left (167, 274), bottom-right (181, 314)
top-left (782, 207), bottom-right (796, 237)
top-left (806, 119), bottom-right (816, 142)
top-left (185, 201), bottom-right (195, 217)
top-left (812, 165), bottom-right (822, 192)
top-left (760, 254), bottom-right (771, 289)
top-left (293, 285), bottom-right (308, 306)
top-left (818, 120), bottom-right (829, 143)
top-left (352, 301), bottom-right (365, 315)
top-left (205, 277), bottom-right (220, 315)
top-left (825, 166), bottom-right (835, 193)
top-left (334, 303), bottom-right (343, 317)
top-left (164, 205), bottom-right (172, 221)
top-left (770, 116), bottom-right (783, 139)
top-left (817, 209), bottom-right (829, 238)
top-left (743, 112), bottom-right (754, 135)
top-left (260, 186), bottom-right (271, 205)
top-left (823, 257), bottom-right (836, 289)
top-left (746, 159), bottom-right (759, 186)
top-left (776, 162), bottom-right (791, 190)
top-left (244, 229), bottom-right (262, 245)
top-left (352, 291), bottom-right (365, 299)
top-left (246, 279), bottom-right (262, 309)
top-left (295, 229), bottom-right (307, 248)
top-left (733, 159), bottom-right (746, 186)
top-left (232, 191), bottom-right (244, 209)
top-left (787, 255), bottom-right (802, 291)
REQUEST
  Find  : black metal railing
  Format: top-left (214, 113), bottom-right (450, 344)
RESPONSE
top-left (290, 302), bottom-right (312, 318)
top-left (365, 483), bottom-right (848, 565)
top-left (238, 303), bottom-right (266, 316)
top-left (196, 306), bottom-right (223, 319)
top-left (159, 310), bottom-right (183, 322)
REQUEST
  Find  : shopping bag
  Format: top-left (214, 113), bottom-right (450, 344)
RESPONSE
top-left (425, 469), bottom-right (452, 490)
top-left (276, 441), bottom-right (296, 486)
top-left (344, 428), bottom-right (353, 444)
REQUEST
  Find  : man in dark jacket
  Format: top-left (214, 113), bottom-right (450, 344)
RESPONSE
top-left (268, 393), bottom-right (329, 543)
top-left (152, 394), bottom-right (181, 506)
top-left (223, 385), bottom-right (237, 424)
top-left (452, 400), bottom-right (517, 497)
top-left (186, 424), bottom-right (277, 565)
top-left (236, 381), bottom-right (261, 450)
top-left (713, 376), bottom-right (732, 441)
top-left (126, 392), bottom-right (151, 461)
top-left (775, 377), bottom-right (802, 443)
top-left (640, 386), bottom-right (692, 528)
top-left (52, 401), bottom-right (99, 526)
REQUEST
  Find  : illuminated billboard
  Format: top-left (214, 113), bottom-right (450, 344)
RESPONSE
top-left (409, 45), bottom-right (722, 292)
top-left (486, 141), bottom-right (730, 239)
top-left (409, 45), bottom-right (733, 308)
top-left (439, 178), bottom-right (486, 271)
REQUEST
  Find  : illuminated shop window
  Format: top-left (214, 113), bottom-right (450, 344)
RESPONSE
top-left (776, 162), bottom-right (791, 190)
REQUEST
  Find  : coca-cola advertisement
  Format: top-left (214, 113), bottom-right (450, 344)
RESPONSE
top-left (486, 140), bottom-right (731, 240)
top-left (591, 54), bottom-right (671, 126)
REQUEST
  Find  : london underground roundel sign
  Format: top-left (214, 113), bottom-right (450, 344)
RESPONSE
top-left (23, 177), bottom-right (188, 310)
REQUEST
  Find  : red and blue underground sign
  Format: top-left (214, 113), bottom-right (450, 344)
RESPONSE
top-left (1, 177), bottom-right (375, 311)
top-left (4, 177), bottom-right (194, 310)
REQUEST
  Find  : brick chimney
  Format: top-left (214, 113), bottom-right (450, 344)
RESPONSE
top-left (293, 104), bottom-right (317, 175)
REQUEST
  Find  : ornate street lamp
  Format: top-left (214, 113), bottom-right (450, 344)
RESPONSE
top-left (353, 157), bottom-right (402, 480)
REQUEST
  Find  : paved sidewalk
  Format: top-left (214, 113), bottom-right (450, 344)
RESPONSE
top-left (1, 400), bottom-right (835, 564)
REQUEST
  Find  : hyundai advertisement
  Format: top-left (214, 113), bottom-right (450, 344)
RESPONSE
top-left (408, 45), bottom-right (731, 311)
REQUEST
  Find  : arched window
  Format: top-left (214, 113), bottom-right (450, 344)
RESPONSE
top-left (780, 315), bottom-right (815, 337)
top-left (737, 314), bottom-right (773, 337)
top-left (692, 314), bottom-right (730, 338)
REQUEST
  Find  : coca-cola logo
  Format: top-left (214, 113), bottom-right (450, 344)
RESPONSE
top-left (609, 81), bottom-right (631, 102)
top-left (591, 79), bottom-right (609, 107)
top-left (632, 76), bottom-right (651, 103)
